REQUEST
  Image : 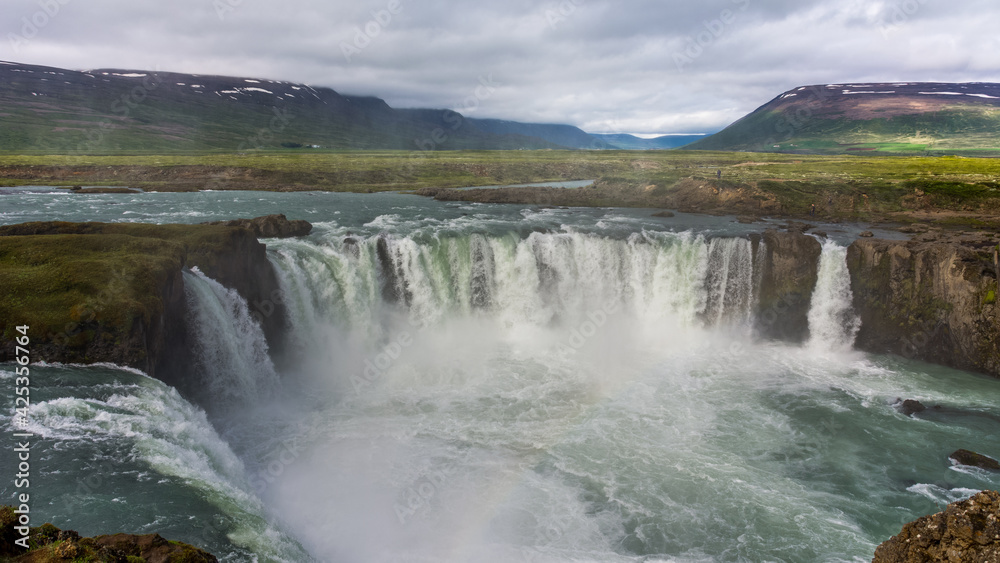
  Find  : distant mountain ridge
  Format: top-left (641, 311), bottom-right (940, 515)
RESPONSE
top-left (590, 133), bottom-right (706, 150)
top-left (0, 60), bottom-right (622, 153)
top-left (684, 82), bottom-right (1000, 153)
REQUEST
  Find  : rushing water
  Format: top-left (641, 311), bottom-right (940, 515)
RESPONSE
top-left (1, 190), bottom-right (998, 562)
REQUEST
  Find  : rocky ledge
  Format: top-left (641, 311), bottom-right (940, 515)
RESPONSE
top-left (848, 232), bottom-right (1000, 378)
top-left (873, 490), bottom-right (1000, 563)
top-left (0, 506), bottom-right (217, 562)
top-left (0, 216), bottom-right (311, 396)
top-left (203, 213), bottom-right (312, 238)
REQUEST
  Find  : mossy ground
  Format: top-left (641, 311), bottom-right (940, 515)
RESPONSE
top-left (2, 150), bottom-right (998, 222)
top-left (0, 223), bottom-right (243, 350)
top-left (0, 506), bottom-right (216, 563)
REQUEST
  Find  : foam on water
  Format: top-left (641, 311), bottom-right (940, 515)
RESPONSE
top-left (18, 367), bottom-right (308, 562)
top-left (255, 228), bottom-right (1000, 562)
top-left (183, 267), bottom-right (280, 407)
top-left (3, 193), bottom-right (996, 562)
top-left (808, 239), bottom-right (861, 352)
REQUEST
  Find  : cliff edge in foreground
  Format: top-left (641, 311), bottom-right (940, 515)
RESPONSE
top-left (0, 216), bottom-right (307, 389)
top-left (872, 490), bottom-right (1000, 563)
top-left (0, 506), bottom-right (217, 562)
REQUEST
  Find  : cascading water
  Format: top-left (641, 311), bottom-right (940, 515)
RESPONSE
top-left (183, 267), bottom-right (280, 407)
top-left (704, 237), bottom-right (757, 327)
top-left (267, 230), bottom-right (764, 336)
top-left (807, 239), bottom-right (862, 352)
top-left (12, 364), bottom-right (309, 562)
top-left (9, 193), bottom-right (1000, 563)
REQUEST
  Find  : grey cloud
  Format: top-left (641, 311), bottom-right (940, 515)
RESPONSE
top-left (2, 0), bottom-right (998, 134)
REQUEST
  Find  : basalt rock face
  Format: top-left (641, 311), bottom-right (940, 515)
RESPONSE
top-left (847, 237), bottom-right (1000, 378)
top-left (204, 214), bottom-right (312, 238)
top-left (180, 225), bottom-right (289, 357)
top-left (754, 229), bottom-right (823, 342)
top-left (0, 220), bottom-right (289, 388)
top-left (872, 490), bottom-right (1000, 563)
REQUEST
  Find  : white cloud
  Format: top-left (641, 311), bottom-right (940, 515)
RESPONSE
top-left (1, 0), bottom-right (996, 134)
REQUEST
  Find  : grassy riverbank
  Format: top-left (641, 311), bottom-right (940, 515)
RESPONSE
top-left (1, 150), bottom-right (999, 222)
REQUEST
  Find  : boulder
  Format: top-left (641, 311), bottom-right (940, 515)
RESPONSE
top-left (205, 214), bottom-right (312, 238)
top-left (652, 210), bottom-right (675, 218)
top-left (0, 507), bottom-right (218, 562)
top-left (783, 221), bottom-right (815, 233)
top-left (895, 399), bottom-right (927, 416)
top-left (950, 449), bottom-right (1000, 471)
top-left (872, 490), bottom-right (1000, 562)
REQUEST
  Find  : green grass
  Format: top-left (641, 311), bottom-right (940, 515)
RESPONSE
top-left (0, 233), bottom-right (182, 343)
top-left (0, 222), bottom-right (256, 348)
top-left (1, 150), bottom-right (999, 217)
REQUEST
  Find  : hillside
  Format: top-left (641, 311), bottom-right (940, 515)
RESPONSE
top-left (590, 133), bottom-right (706, 150)
top-left (0, 61), bottom-right (585, 153)
top-left (684, 82), bottom-right (1000, 154)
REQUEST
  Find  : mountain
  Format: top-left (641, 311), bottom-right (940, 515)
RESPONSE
top-left (462, 118), bottom-right (600, 149)
top-left (0, 61), bottom-right (576, 153)
top-left (589, 133), bottom-right (706, 150)
top-left (684, 82), bottom-right (1000, 153)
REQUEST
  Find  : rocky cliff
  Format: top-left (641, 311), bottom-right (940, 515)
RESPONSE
top-left (0, 506), bottom-right (217, 562)
top-left (0, 217), bottom-right (305, 392)
top-left (872, 490), bottom-right (1000, 562)
top-left (753, 229), bottom-right (823, 341)
top-left (847, 234), bottom-right (1000, 378)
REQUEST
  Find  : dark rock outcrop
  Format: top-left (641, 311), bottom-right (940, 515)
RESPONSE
top-left (895, 399), bottom-right (927, 416)
top-left (754, 229), bottom-right (823, 342)
top-left (872, 490), bottom-right (1000, 562)
top-left (950, 449), bottom-right (1000, 471)
top-left (376, 235), bottom-right (411, 305)
top-left (204, 214), bottom-right (312, 238)
top-left (1, 507), bottom-right (217, 562)
top-left (847, 237), bottom-right (1000, 378)
top-left (0, 220), bottom-right (289, 391)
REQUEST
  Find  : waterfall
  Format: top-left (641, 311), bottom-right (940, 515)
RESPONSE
top-left (183, 267), bottom-right (280, 406)
top-left (704, 237), bottom-right (757, 327)
top-left (265, 231), bottom-right (770, 336)
top-left (807, 239), bottom-right (861, 352)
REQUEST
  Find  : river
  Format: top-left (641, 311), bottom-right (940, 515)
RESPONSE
top-left (1, 188), bottom-right (997, 562)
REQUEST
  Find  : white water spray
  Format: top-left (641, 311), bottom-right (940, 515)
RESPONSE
top-left (807, 239), bottom-right (861, 352)
top-left (266, 231), bottom-right (767, 336)
top-left (183, 267), bottom-right (280, 406)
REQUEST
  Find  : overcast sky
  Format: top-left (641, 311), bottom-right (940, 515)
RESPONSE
top-left (4, 0), bottom-right (999, 134)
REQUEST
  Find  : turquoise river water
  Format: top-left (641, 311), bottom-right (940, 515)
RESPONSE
top-left (1, 187), bottom-right (997, 562)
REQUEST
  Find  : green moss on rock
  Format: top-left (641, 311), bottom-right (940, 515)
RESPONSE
top-left (0, 220), bottom-right (286, 381)
top-left (0, 507), bottom-right (218, 562)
